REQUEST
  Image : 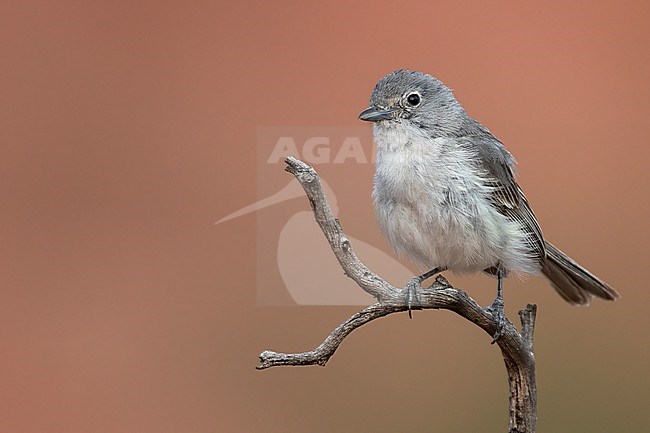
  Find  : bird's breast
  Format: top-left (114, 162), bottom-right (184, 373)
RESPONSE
top-left (372, 132), bottom-right (508, 273)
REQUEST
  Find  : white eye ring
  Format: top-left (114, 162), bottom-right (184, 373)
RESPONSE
top-left (405, 91), bottom-right (422, 107)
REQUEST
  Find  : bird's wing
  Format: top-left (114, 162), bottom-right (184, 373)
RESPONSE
top-left (474, 136), bottom-right (547, 265)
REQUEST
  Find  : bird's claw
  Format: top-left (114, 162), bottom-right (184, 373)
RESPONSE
top-left (405, 277), bottom-right (422, 319)
top-left (404, 268), bottom-right (444, 319)
top-left (485, 299), bottom-right (506, 344)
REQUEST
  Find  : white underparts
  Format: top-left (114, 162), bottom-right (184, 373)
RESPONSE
top-left (372, 122), bottom-right (541, 276)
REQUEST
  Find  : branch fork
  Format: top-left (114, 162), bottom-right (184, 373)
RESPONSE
top-left (258, 157), bottom-right (537, 433)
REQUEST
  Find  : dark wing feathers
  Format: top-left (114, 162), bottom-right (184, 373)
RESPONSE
top-left (456, 118), bottom-right (618, 304)
top-left (472, 131), bottom-right (547, 265)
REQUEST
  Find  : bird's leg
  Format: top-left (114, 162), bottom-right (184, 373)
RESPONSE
top-left (405, 267), bottom-right (445, 319)
top-left (485, 270), bottom-right (506, 344)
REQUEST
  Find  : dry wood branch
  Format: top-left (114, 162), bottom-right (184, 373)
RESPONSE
top-left (258, 157), bottom-right (538, 433)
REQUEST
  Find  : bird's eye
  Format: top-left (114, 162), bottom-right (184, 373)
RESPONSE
top-left (406, 92), bottom-right (421, 106)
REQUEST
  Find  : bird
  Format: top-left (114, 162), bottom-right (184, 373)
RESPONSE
top-left (358, 69), bottom-right (619, 338)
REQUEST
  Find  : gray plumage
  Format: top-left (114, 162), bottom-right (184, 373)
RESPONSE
top-left (360, 69), bottom-right (618, 305)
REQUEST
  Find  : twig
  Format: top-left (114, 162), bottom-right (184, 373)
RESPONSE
top-left (258, 157), bottom-right (538, 433)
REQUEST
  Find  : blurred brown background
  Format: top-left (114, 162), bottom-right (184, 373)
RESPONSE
top-left (1, 1), bottom-right (649, 432)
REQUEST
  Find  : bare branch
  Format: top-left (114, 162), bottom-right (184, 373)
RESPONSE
top-left (519, 304), bottom-right (537, 350)
top-left (258, 303), bottom-right (400, 370)
top-left (284, 157), bottom-right (394, 301)
top-left (260, 157), bottom-right (538, 433)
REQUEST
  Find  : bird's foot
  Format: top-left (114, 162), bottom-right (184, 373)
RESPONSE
top-left (484, 297), bottom-right (506, 344)
top-left (404, 267), bottom-right (444, 319)
top-left (405, 277), bottom-right (422, 319)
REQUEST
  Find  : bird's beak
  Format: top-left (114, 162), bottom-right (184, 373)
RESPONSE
top-left (358, 107), bottom-right (394, 122)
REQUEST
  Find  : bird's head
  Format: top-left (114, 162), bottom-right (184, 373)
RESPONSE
top-left (359, 70), bottom-right (465, 136)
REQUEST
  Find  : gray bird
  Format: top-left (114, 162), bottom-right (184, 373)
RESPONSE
top-left (359, 70), bottom-right (618, 337)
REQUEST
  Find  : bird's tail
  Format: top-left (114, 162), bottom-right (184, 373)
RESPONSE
top-left (541, 241), bottom-right (619, 305)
